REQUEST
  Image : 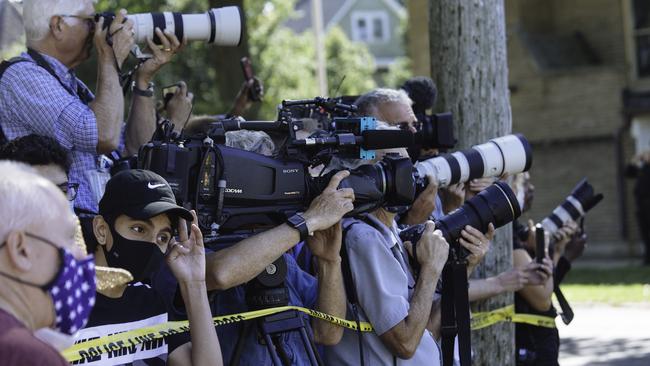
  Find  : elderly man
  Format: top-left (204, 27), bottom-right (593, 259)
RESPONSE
top-left (0, 0), bottom-right (183, 232)
top-left (354, 88), bottom-right (443, 225)
top-left (0, 161), bottom-right (96, 365)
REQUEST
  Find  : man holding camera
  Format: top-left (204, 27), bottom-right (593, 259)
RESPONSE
top-left (0, 0), bottom-right (183, 234)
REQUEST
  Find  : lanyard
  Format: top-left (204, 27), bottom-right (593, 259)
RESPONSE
top-left (26, 48), bottom-right (93, 105)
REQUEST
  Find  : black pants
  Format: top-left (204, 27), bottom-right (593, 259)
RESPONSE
top-left (636, 197), bottom-right (650, 264)
top-left (634, 164), bottom-right (650, 264)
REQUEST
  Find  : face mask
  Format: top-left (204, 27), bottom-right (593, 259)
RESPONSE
top-left (0, 233), bottom-right (96, 335)
top-left (102, 225), bottom-right (165, 283)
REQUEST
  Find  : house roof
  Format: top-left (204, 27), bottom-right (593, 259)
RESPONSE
top-left (285, 0), bottom-right (405, 33)
top-left (0, 0), bottom-right (24, 50)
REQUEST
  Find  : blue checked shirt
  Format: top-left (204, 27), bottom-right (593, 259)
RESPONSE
top-left (0, 51), bottom-right (120, 213)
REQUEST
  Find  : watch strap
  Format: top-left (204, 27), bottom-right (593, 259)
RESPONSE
top-left (287, 213), bottom-right (309, 242)
top-left (132, 82), bottom-right (154, 97)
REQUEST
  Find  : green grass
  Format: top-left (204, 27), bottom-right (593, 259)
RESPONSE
top-left (558, 267), bottom-right (650, 304)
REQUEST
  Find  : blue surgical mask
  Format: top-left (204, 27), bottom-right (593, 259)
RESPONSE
top-left (0, 233), bottom-right (96, 335)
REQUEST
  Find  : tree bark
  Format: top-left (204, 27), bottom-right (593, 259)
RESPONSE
top-left (208, 0), bottom-right (251, 115)
top-left (429, 1), bottom-right (514, 365)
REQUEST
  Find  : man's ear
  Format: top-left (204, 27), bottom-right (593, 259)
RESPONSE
top-left (93, 215), bottom-right (110, 250)
top-left (49, 16), bottom-right (65, 41)
top-left (4, 231), bottom-right (33, 272)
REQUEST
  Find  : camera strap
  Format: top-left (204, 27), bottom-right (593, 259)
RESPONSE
top-left (440, 258), bottom-right (472, 366)
top-left (341, 221), bottom-right (365, 366)
top-left (0, 57), bottom-right (32, 145)
top-left (25, 49), bottom-right (93, 105)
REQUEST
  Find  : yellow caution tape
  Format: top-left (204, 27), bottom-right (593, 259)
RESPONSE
top-left (63, 304), bottom-right (555, 362)
top-left (63, 305), bottom-right (372, 363)
top-left (471, 305), bottom-right (556, 330)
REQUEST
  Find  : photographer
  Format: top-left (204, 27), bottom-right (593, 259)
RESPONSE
top-left (0, 0), bottom-right (183, 233)
top-left (318, 133), bottom-right (493, 365)
top-left (77, 170), bottom-right (222, 366)
top-left (0, 161), bottom-right (95, 365)
top-left (149, 130), bottom-right (352, 365)
top-left (354, 88), bottom-right (442, 225)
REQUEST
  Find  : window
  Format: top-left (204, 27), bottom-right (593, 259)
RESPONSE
top-left (351, 11), bottom-right (390, 44)
top-left (633, 0), bottom-right (650, 77)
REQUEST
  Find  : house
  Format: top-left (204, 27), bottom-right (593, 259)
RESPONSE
top-left (284, 0), bottom-right (407, 70)
top-left (409, 0), bottom-right (647, 259)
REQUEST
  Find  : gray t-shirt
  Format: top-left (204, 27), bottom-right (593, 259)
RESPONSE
top-left (323, 214), bottom-right (441, 365)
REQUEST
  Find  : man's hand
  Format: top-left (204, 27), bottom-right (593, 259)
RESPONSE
top-left (166, 211), bottom-right (206, 284)
top-left (307, 221), bottom-right (342, 263)
top-left (414, 221), bottom-right (449, 275)
top-left (402, 175), bottom-right (438, 225)
top-left (230, 78), bottom-right (264, 116)
top-left (440, 182), bottom-right (465, 214)
top-left (564, 232), bottom-right (587, 262)
top-left (460, 223), bottom-right (495, 269)
top-left (136, 28), bottom-right (186, 87)
top-left (525, 257), bottom-right (553, 285)
top-left (95, 10), bottom-right (135, 68)
top-left (496, 268), bottom-right (530, 292)
top-left (165, 81), bottom-right (194, 130)
top-left (465, 177), bottom-right (495, 200)
top-left (303, 171), bottom-right (355, 232)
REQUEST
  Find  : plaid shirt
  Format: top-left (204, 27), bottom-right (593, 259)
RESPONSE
top-left (0, 51), bottom-right (112, 213)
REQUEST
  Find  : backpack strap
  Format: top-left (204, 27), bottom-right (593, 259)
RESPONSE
top-left (0, 57), bottom-right (31, 145)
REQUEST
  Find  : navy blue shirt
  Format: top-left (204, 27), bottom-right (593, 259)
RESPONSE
top-left (154, 252), bottom-right (319, 365)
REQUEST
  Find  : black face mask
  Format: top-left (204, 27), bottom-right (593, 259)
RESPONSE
top-left (102, 225), bottom-right (165, 283)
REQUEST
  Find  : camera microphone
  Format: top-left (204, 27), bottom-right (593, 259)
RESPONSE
top-left (360, 130), bottom-right (414, 150)
top-left (292, 129), bottom-right (414, 151)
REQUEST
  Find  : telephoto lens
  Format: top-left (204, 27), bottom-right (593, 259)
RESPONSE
top-left (400, 181), bottom-right (521, 246)
top-left (414, 134), bottom-right (532, 188)
top-left (541, 178), bottom-right (603, 235)
top-left (97, 6), bottom-right (242, 46)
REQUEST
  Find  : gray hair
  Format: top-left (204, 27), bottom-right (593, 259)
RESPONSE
top-left (354, 88), bottom-right (413, 117)
top-left (23, 0), bottom-right (94, 43)
top-left (225, 130), bottom-right (275, 156)
top-left (0, 161), bottom-right (66, 242)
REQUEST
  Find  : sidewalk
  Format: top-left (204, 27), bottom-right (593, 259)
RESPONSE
top-left (558, 304), bottom-right (650, 366)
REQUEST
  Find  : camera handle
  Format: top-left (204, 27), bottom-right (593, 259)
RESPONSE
top-left (440, 248), bottom-right (472, 366)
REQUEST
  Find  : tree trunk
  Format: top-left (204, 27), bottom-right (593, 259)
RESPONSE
top-left (429, 1), bottom-right (514, 365)
top-left (208, 0), bottom-right (251, 115)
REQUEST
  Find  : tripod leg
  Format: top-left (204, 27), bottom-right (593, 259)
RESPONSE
top-left (230, 322), bottom-right (253, 366)
top-left (263, 332), bottom-right (285, 366)
top-left (299, 326), bottom-right (323, 366)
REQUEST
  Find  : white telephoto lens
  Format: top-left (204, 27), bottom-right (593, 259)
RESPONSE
top-left (415, 156), bottom-right (453, 187)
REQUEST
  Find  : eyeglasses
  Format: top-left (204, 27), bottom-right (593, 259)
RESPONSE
top-left (57, 182), bottom-right (80, 202)
top-left (56, 14), bottom-right (96, 29)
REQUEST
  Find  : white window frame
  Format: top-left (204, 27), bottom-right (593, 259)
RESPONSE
top-left (350, 10), bottom-right (390, 44)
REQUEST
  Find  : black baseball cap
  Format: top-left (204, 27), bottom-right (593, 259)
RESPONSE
top-left (99, 169), bottom-right (193, 222)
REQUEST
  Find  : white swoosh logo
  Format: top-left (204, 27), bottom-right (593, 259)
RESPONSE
top-left (148, 183), bottom-right (166, 189)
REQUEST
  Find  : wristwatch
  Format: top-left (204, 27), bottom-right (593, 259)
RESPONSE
top-left (132, 81), bottom-right (154, 97)
top-left (286, 213), bottom-right (310, 242)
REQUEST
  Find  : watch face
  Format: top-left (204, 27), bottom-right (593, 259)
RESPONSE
top-left (289, 214), bottom-right (305, 227)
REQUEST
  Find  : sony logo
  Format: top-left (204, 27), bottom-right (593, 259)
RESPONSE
top-left (225, 188), bottom-right (243, 194)
top-left (283, 169), bottom-right (300, 174)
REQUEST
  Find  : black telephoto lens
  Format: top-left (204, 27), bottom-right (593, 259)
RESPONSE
top-left (400, 182), bottom-right (521, 253)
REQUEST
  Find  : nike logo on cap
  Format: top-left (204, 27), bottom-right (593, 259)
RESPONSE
top-left (148, 182), bottom-right (166, 189)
